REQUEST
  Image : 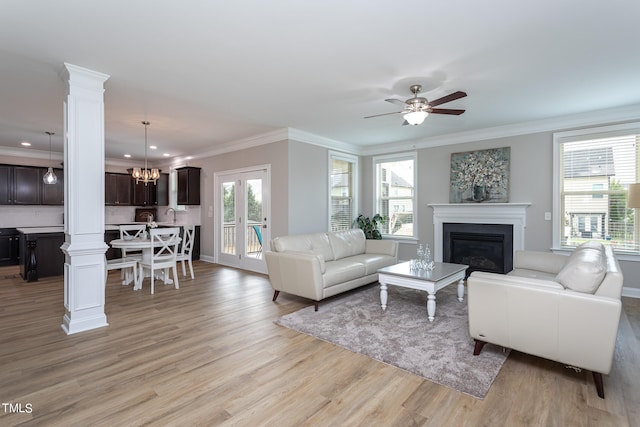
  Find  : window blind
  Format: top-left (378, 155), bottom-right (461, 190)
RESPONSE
top-left (559, 133), bottom-right (639, 251)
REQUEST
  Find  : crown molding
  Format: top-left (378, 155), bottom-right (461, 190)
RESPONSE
top-left (361, 102), bottom-right (640, 156)
top-left (287, 128), bottom-right (362, 155)
top-left (0, 147), bottom-right (62, 161)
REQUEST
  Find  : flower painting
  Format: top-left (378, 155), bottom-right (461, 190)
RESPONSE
top-left (450, 147), bottom-right (510, 203)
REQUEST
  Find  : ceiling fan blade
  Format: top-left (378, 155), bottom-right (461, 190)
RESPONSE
top-left (429, 108), bottom-right (466, 115)
top-left (364, 111), bottom-right (404, 119)
top-left (385, 98), bottom-right (407, 106)
top-left (428, 91), bottom-right (467, 107)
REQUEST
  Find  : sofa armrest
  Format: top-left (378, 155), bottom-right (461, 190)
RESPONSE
top-left (365, 239), bottom-right (398, 259)
top-left (558, 291), bottom-right (621, 374)
top-left (514, 250), bottom-right (568, 274)
top-left (264, 251), bottom-right (325, 301)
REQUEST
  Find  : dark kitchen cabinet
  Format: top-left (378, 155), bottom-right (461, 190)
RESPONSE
top-left (41, 168), bottom-right (64, 205)
top-left (0, 228), bottom-right (19, 266)
top-left (156, 173), bottom-right (169, 206)
top-left (13, 166), bottom-right (41, 205)
top-left (132, 180), bottom-right (157, 206)
top-left (0, 165), bottom-right (11, 205)
top-left (104, 230), bottom-right (122, 260)
top-left (105, 173), bottom-right (132, 205)
top-left (177, 167), bottom-right (200, 205)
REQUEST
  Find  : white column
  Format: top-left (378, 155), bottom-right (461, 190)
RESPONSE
top-left (61, 63), bottom-right (110, 335)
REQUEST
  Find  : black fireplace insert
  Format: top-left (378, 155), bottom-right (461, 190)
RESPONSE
top-left (443, 223), bottom-right (513, 276)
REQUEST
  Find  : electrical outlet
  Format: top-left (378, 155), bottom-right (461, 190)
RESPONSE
top-left (544, 212), bottom-right (551, 221)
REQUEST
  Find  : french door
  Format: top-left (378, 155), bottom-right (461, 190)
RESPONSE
top-left (215, 166), bottom-right (270, 273)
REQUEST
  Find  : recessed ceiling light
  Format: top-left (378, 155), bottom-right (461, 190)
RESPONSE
top-left (163, 153), bottom-right (170, 157)
top-left (149, 145), bottom-right (157, 150)
top-left (124, 154), bottom-right (131, 158)
top-left (21, 141), bottom-right (31, 146)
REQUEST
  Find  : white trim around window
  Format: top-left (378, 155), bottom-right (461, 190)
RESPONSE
top-left (373, 151), bottom-right (418, 240)
top-left (552, 122), bottom-right (640, 261)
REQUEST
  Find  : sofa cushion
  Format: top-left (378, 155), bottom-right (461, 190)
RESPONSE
top-left (555, 242), bottom-right (606, 294)
top-left (509, 268), bottom-right (559, 281)
top-left (513, 250), bottom-right (568, 275)
top-left (322, 259), bottom-right (366, 288)
top-left (348, 253), bottom-right (397, 275)
top-left (328, 229), bottom-right (366, 260)
top-left (271, 232), bottom-right (334, 261)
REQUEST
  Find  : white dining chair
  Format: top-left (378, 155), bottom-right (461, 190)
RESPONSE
top-left (175, 225), bottom-right (196, 279)
top-left (105, 254), bottom-right (139, 287)
top-left (138, 227), bottom-right (180, 294)
top-left (119, 224), bottom-right (146, 259)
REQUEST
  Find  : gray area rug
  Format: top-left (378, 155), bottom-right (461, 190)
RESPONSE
top-left (275, 284), bottom-right (509, 399)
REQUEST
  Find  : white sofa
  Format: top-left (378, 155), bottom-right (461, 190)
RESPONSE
top-left (265, 229), bottom-right (398, 310)
top-left (467, 241), bottom-right (623, 398)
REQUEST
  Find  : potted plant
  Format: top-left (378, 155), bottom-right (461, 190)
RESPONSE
top-left (354, 214), bottom-right (388, 239)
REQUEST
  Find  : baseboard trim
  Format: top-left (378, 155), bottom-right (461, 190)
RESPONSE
top-left (199, 255), bottom-right (215, 264)
top-left (622, 286), bottom-right (640, 299)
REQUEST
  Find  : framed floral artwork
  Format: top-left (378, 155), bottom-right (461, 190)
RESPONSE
top-left (450, 147), bottom-right (510, 203)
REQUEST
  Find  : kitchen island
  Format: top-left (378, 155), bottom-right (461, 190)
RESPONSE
top-left (16, 227), bottom-right (65, 282)
top-left (16, 223), bottom-right (200, 282)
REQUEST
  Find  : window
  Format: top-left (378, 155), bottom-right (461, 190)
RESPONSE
top-left (329, 152), bottom-right (358, 232)
top-left (554, 123), bottom-right (640, 253)
top-left (374, 152), bottom-right (417, 238)
top-left (168, 169), bottom-right (186, 211)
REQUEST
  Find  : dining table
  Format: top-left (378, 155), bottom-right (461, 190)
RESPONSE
top-left (110, 235), bottom-right (181, 290)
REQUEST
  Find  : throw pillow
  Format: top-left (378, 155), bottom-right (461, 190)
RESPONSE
top-left (555, 243), bottom-right (606, 294)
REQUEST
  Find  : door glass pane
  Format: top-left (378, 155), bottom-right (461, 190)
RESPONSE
top-left (222, 181), bottom-right (236, 255)
top-left (246, 178), bottom-right (263, 259)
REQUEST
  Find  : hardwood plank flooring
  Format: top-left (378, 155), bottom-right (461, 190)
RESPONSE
top-left (0, 263), bottom-right (638, 426)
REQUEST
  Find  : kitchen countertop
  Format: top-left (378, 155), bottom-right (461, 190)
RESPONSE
top-left (16, 226), bottom-right (65, 234)
top-left (16, 223), bottom-right (200, 234)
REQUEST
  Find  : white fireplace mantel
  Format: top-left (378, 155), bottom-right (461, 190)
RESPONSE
top-left (429, 203), bottom-right (531, 262)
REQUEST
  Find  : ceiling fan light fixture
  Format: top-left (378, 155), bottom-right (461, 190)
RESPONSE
top-left (404, 110), bottom-right (429, 126)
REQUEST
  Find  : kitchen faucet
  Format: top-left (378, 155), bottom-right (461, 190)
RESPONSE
top-left (165, 208), bottom-right (176, 223)
top-left (146, 213), bottom-right (154, 223)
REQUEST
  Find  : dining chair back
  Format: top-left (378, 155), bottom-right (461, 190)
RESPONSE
top-left (119, 224), bottom-right (146, 259)
top-left (176, 225), bottom-right (196, 279)
top-left (138, 227), bottom-right (180, 294)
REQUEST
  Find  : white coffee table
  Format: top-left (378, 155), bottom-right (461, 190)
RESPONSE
top-left (377, 261), bottom-right (469, 322)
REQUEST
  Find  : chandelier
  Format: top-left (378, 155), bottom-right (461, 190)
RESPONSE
top-left (42, 131), bottom-right (58, 185)
top-left (132, 121), bottom-right (160, 185)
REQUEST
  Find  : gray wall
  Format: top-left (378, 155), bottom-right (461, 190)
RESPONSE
top-left (194, 139), bottom-right (289, 259)
top-left (287, 141), bottom-right (329, 235)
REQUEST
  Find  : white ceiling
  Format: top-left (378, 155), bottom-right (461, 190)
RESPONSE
top-left (1, 1), bottom-right (640, 165)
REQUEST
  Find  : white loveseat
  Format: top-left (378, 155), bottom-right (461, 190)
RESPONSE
top-left (265, 229), bottom-right (398, 310)
top-left (467, 241), bottom-right (623, 398)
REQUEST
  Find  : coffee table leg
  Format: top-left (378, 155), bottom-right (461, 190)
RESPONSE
top-left (457, 278), bottom-right (465, 302)
top-left (427, 292), bottom-right (436, 322)
top-left (380, 282), bottom-right (388, 311)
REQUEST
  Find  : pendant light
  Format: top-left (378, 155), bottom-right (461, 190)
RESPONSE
top-left (42, 131), bottom-right (57, 185)
top-left (131, 121), bottom-right (160, 185)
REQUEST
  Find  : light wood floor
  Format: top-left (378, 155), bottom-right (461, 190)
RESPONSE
top-left (1, 262), bottom-right (638, 426)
